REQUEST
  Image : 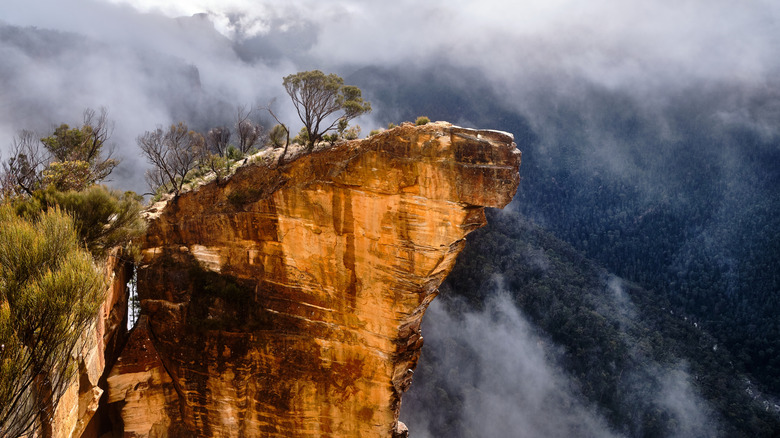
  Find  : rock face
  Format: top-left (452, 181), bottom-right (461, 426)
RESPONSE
top-left (48, 248), bottom-right (131, 438)
top-left (107, 122), bottom-right (520, 437)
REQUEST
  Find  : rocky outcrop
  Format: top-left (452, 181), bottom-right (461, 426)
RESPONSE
top-left (107, 122), bottom-right (521, 437)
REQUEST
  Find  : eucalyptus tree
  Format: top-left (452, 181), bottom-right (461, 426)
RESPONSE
top-left (282, 70), bottom-right (371, 150)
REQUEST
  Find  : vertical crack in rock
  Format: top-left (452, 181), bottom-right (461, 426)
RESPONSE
top-left (107, 122), bottom-right (521, 437)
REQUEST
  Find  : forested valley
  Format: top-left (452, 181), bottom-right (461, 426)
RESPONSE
top-left (355, 66), bottom-right (780, 437)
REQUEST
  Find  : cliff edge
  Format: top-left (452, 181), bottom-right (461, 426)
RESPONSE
top-left (106, 122), bottom-right (521, 437)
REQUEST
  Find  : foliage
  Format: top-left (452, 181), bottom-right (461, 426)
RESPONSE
top-left (321, 133), bottom-right (339, 144)
top-left (138, 122), bottom-right (205, 196)
top-left (40, 160), bottom-right (92, 192)
top-left (198, 151), bottom-right (232, 183)
top-left (1, 108), bottom-right (118, 199)
top-left (282, 70), bottom-right (371, 150)
top-left (187, 265), bottom-right (253, 333)
top-left (292, 127), bottom-right (309, 145)
top-left (342, 125), bottom-right (361, 140)
top-left (415, 116), bottom-right (430, 125)
top-left (38, 108), bottom-right (119, 187)
top-left (226, 187), bottom-right (263, 208)
top-left (0, 205), bottom-right (105, 437)
top-left (369, 129), bottom-right (382, 137)
top-left (15, 186), bottom-right (145, 259)
top-left (267, 124), bottom-right (289, 149)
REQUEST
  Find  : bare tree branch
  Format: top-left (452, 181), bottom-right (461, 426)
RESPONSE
top-left (138, 122), bottom-right (204, 197)
top-left (235, 105), bottom-right (263, 154)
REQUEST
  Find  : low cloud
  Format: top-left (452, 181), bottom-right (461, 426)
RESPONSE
top-left (402, 277), bottom-right (719, 438)
top-left (403, 294), bottom-right (620, 438)
top-left (1, 0), bottom-right (778, 193)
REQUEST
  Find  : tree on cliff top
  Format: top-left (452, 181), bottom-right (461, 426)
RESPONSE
top-left (283, 70), bottom-right (371, 150)
top-left (138, 122), bottom-right (205, 197)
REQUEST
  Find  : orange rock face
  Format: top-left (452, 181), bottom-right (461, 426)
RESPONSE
top-left (48, 248), bottom-right (131, 438)
top-left (108, 122), bottom-right (520, 437)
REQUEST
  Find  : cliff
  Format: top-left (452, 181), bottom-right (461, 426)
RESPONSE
top-left (106, 122), bottom-right (521, 437)
top-left (47, 248), bottom-right (132, 438)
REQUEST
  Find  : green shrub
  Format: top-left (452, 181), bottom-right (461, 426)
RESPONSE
top-left (322, 133), bottom-right (339, 144)
top-left (292, 127), bottom-right (309, 145)
top-left (14, 185), bottom-right (145, 258)
top-left (0, 205), bottom-right (105, 436)
top-left (268, 124), bottom-right (288, 149)
top-left (227, 187), bottom-right (263, 208)
top-left (369, 129), bottom-right (382, 137)
top-left (415, 116), bottom-right (430, 126)
top-left (226, 145), bottom-right (243, 161)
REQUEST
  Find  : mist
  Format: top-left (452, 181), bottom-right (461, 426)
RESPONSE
top-left (402, 275), bottom-right (719, 437)
top-left (402, 294), bottom-right (621, 438)
top-left (1, 0), bottom-right (778, 193)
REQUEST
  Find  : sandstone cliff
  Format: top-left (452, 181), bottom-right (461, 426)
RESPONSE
top-left (107, 122), bottom-right (520, 437)
top-left (48, 248), bottom-right (132, 438)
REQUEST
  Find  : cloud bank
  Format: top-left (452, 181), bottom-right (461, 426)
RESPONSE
top-left (401, 281), bottom-right (719, 437)
top-left (0, 0), bottom-right (778, 192)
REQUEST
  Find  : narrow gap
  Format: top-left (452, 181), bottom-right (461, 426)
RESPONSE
top-left (127, 268), bottom-right (139, 330)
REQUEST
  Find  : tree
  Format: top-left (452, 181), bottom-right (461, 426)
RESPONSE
top-left (1, 131), bottom-right (47, 199)
top-left (282, 70), bottom-right (371, 150)
top-left (1, 108), bottom-right (119, 198)
top-left (205, 126), bottom-right (231, 157)
top-left (235, 106), bottom-right (263, 154)
top-left (138, 122), bottom-right (205, 197)
top-left (0, 205), bottom-right (105, 437)
top-left (264, 102), bottom-right (291, 166)
top-left (39, 108), bottom-right (119, 190)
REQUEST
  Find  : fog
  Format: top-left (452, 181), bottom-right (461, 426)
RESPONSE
top-left (402, 276), bottom-right (719, 437)
top-left (403, 294), bottom-right (621, 438)
top-left (1, 0), bottom-right (778, 193)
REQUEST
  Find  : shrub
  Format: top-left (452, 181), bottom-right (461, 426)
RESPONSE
top-left (226, 145), bottom-right (243, 161)
top-left (342, 125), bottom-right (361, 140)
top-left (292, 127), bottom-right (309, 145)
top-left (14, 186), bottom-right (145, 259)
top-left (227, 187), bottom-right (263, 208)
top-left (267, 124), bottom-right (288, 149)
top-left (415, 116), bottom-right (430, 126)
top-left (0, 205), bottom-right (105, 436)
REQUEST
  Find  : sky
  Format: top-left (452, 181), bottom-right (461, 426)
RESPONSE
top-left (1, 0), bottom-right (779, 192)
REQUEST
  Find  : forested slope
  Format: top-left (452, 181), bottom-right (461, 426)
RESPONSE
top-left (402, 209), bottom-right (780, 437)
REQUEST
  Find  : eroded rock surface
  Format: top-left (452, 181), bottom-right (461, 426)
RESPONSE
top-left (48, 248), bottom-right (131, 438)
top-left (108, 122), bottom-right (520, 437)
